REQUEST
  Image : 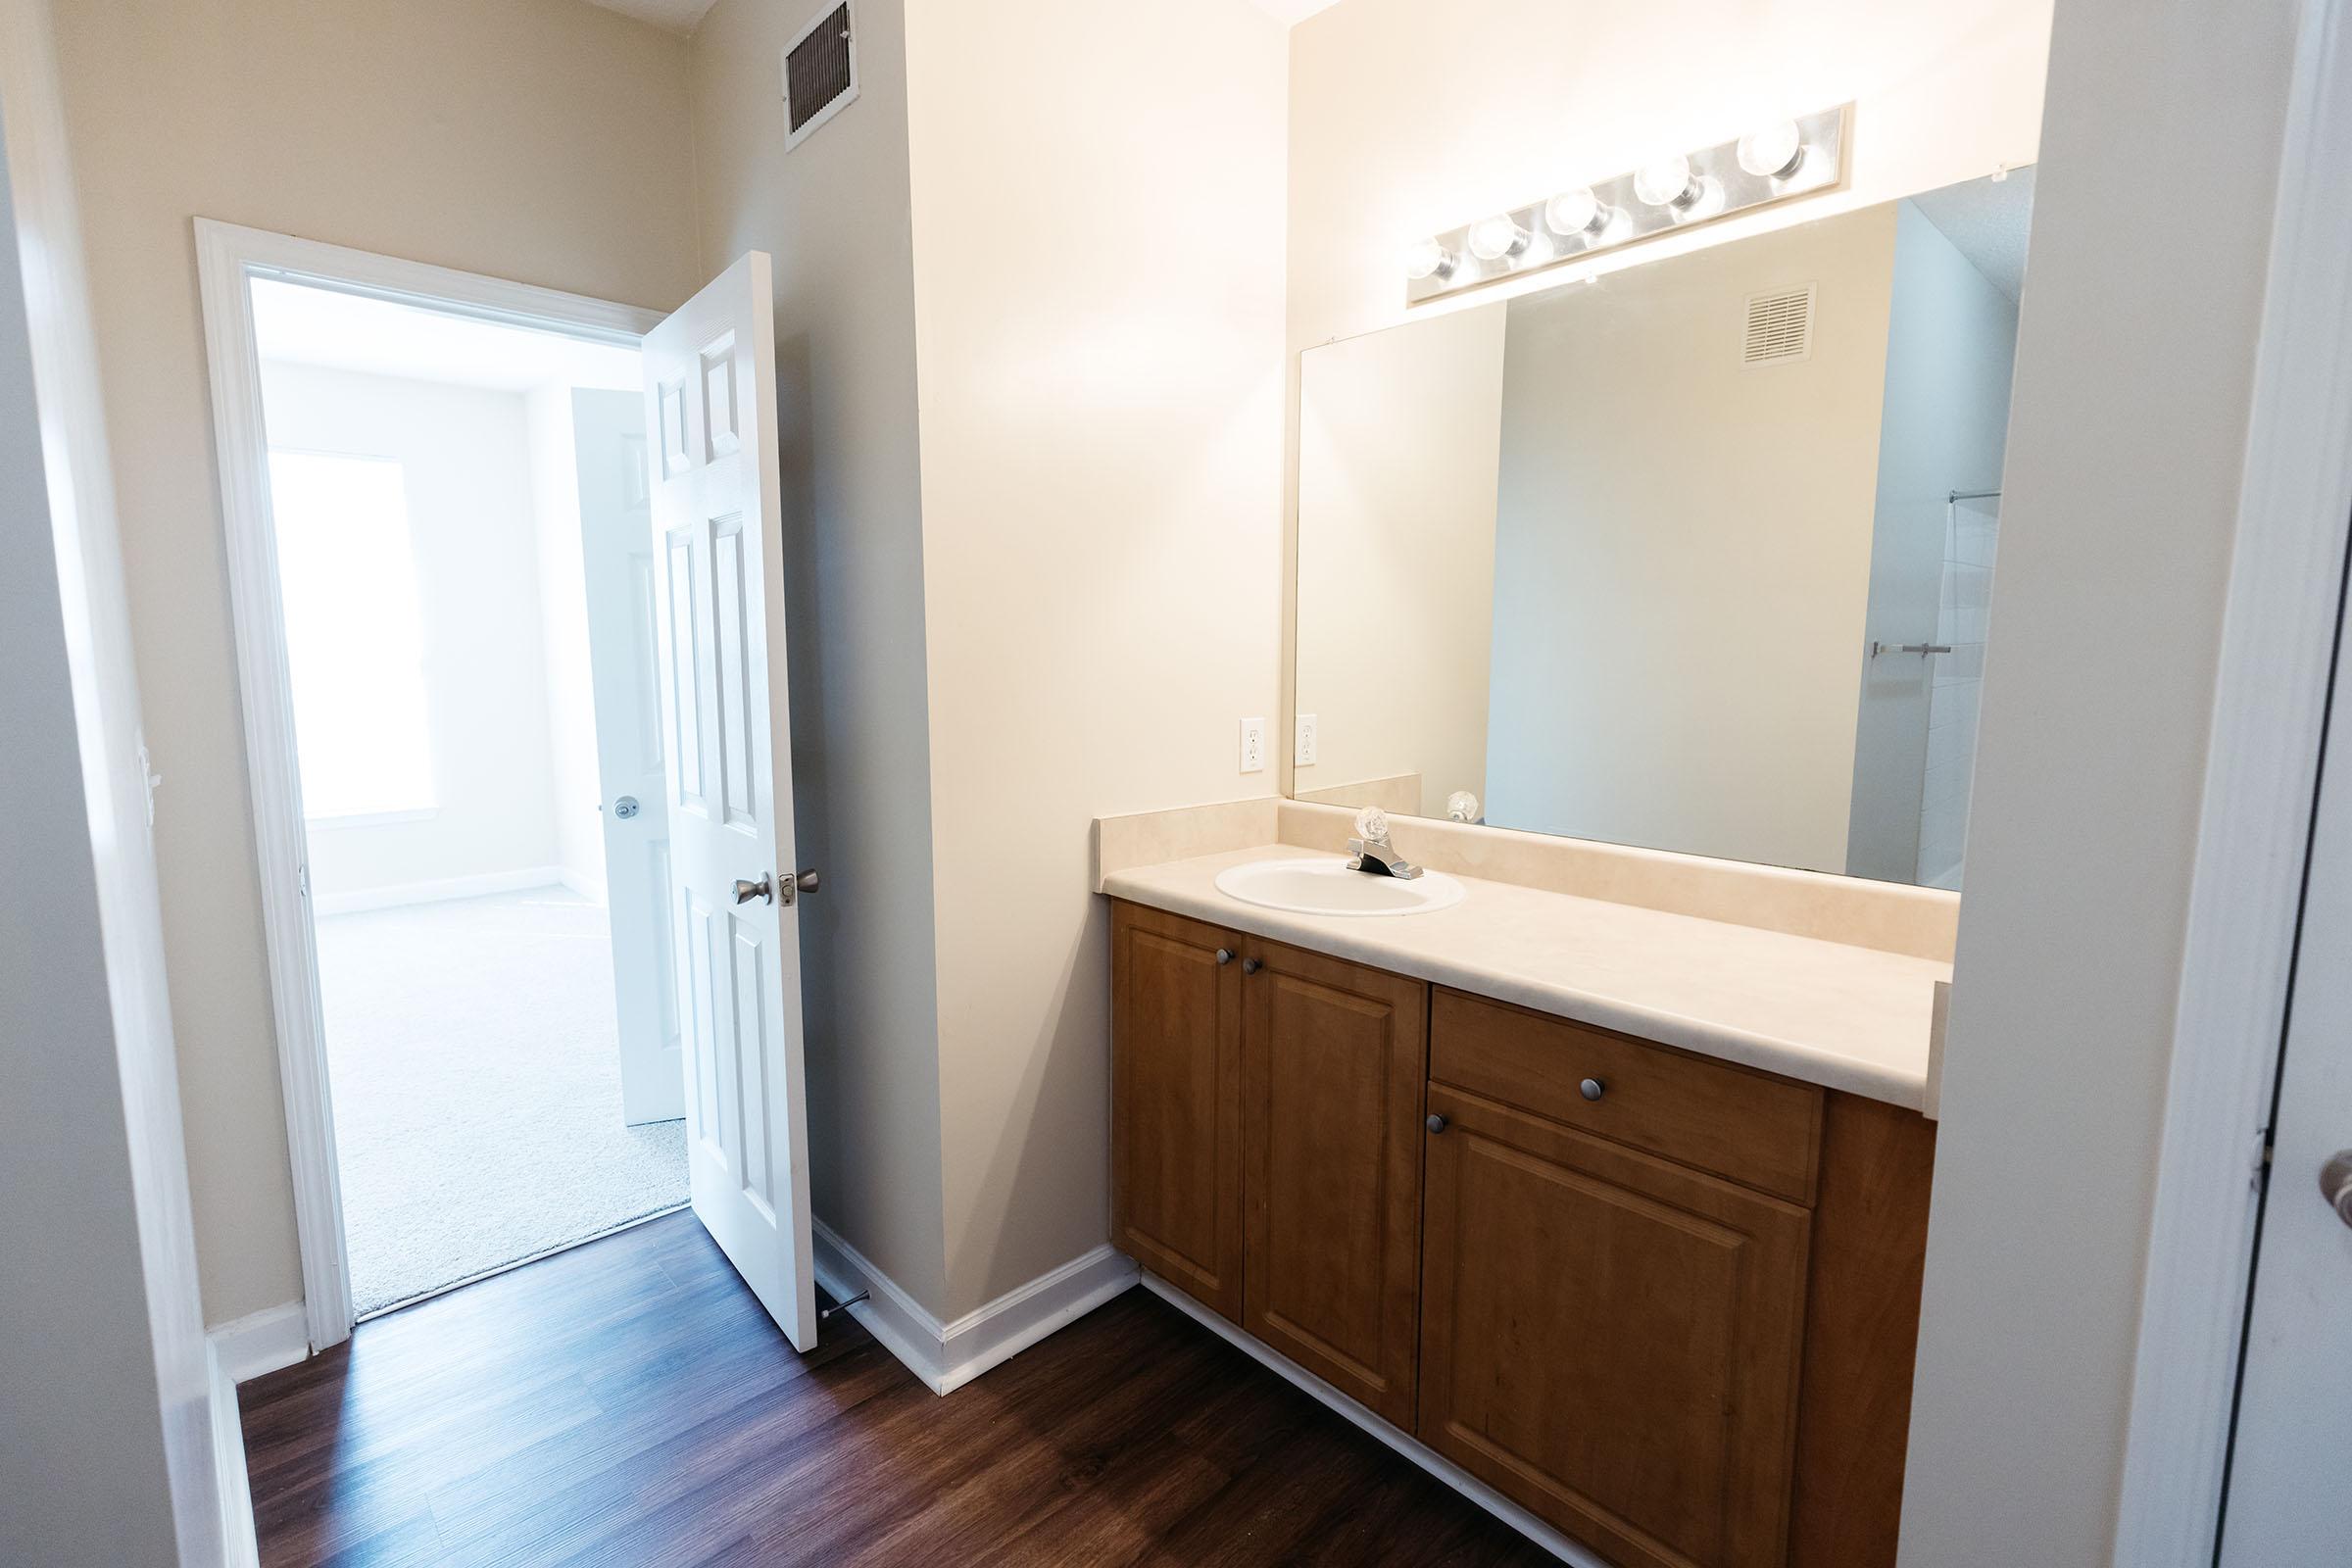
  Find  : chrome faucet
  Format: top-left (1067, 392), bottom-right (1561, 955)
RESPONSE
top-left (1347, 807), bottom-right (1422, 880)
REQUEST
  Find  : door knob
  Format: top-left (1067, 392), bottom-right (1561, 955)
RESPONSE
top-left (1426, 1113), bottom-right (1448, 1134)
top-left (613, 796), bottom-right (641, 820)
top-left (2323, 1152), bottom-right (2352, 1227)
top-left (733, 875), bottom-right (772, 906)
top-left (1215, 948), bottom-right (1234, 965)
top-left (1242, 956), bottom-right (1262, 975)
top-left (794, 867), bottom-right (819, 896)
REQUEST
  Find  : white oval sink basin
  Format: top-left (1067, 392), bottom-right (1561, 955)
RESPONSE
top-left (1214, 857), bottom-right (1466, 917)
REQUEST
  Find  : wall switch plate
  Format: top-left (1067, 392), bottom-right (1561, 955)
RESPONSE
top-left (1240, 717), bottom-right (1267, 774)
top-left (1294, 713), bottom-right (1318, 767)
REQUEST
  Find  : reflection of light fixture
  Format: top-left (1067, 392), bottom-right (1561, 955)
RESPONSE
top-left (1669, 176), bottom-right (1727, 223)
top-left (1544, 187), bottom-right (1609, 239)
top-left (1634, 154), bottom-right (1701, 209)
top-left (1737, 120), bottom-right (1806, 178)
top-left (1403, 239), bottom-right (1456, 281)
top-left (1467, 214), bottom-right (1533, 262)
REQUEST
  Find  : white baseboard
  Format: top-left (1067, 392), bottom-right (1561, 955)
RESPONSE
top-left (207, 1300), bottom-right (311, 1386)
top-left (1140, 1275), bottom-right (1599, 1568)
top-left (311, 865), bottom-right (566, 917)
top-left (558, 866), bottom-right (607, 906)
top-left (809, 1221), bottom-right (1139, 1396)
top-left (206, 1342), bottom-right (261, 1568)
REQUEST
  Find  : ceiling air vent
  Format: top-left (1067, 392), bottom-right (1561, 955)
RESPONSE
top-left (781, 2), bottom-right (858, 150)
top-left (1742, 285), bottom-right (1815, 367)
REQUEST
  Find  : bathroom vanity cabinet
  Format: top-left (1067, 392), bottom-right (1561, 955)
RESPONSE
top-left (1108, 899), bottom-right (1936, 1568)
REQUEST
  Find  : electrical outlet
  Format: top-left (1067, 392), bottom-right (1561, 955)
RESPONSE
top-left (1239, 717), bottom-right (1267, 774)
top-left (1294, 713), bottom-right (1318, 767)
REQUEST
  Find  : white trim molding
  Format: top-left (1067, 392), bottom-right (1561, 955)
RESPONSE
top-left (1140, 1277), bottom-right (1597, 1566)
top-left (192, 219), bottom-right (663, 1354)
top-left (206, 1344), bottom-right (262, 1568)
top-left (206, 1301), bottom-right (311, 1387)
top-left (810, 1221), bottom-right (1139, 1396)
top-left (2113, 0), bottom-right (2352, 1559)
top-left (309, 865), bottom-right (568, 918)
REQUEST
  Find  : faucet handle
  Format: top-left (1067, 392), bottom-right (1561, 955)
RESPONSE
top-left (1353, 805), bottom-right (1392, 843)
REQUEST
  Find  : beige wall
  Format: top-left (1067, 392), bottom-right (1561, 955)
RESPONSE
top-left (50, 0), bottom-right (701, 1324)
top-left (904, 0), bottom-right (1289, 1316)
top-left (1899, 0), bottom-right (2301, 1556)
top-left (690, 0), bottom-right (950, 1308)
top-left (1485, 207), bottom-right (1895, 874)
top-left (1295, 304), bottom-right (1504, 819)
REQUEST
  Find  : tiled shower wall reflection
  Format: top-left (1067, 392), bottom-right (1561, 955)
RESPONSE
top-left (1918, 494), bottom-right (1998, 889)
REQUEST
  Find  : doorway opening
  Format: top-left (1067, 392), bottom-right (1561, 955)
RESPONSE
top-left (200, 223), bottom-right (818, 1360)
top-left (246, 274), bottom-right (685, 1319)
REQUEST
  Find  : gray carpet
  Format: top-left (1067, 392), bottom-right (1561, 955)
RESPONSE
top-left (315, 886), bottom-right (688, 1316)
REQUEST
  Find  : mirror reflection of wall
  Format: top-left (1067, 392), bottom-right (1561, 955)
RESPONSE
top-left (1293, 170), bottom-right (2030, 890)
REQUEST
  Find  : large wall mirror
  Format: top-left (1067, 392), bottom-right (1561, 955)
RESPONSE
top-left (1294, 170), bottom-right (2031, 890)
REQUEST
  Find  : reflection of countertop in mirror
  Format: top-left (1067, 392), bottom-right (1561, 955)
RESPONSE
top-left (1102, 844), bottom-right (1949, 1110)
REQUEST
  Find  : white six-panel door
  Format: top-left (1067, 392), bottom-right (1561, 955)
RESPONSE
top-left (576, 389), bottom-right (685, 1128)
top-left (642, 253), bottom-right (815, 1350)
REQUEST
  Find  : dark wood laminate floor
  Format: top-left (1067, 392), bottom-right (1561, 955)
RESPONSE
top-left (239, 1211), bottom-right (1551, 1567)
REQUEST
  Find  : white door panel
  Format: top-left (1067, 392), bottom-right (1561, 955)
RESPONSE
top-left (643, 253), bottom-right (814, 1350)
top-left (576, 391), bottom-right (682, 1127)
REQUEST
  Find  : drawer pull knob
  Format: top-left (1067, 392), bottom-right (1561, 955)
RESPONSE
top-left (1426, 1113), bottom-right (1448, 1134)
top-left (1215, 948), bottom-right (1234, 965)
top-left (1580, 1077), bottom-right (1606, 1102)
top-left (1243, 956), bottom-right (1262, 975)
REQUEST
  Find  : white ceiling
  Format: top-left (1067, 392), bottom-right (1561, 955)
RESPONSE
top-left (1245, 0), bottom-right (1346, 22)
top-left (579, 0), bottom-right (1340, 35)
top-left (249, 278), bottom-right (640, 395)
top-left (580, 0), bottom-right (714, 33)
top-left (1908, 167), bottom-right (2036, 305)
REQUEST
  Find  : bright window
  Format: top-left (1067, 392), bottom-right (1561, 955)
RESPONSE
top-left (269, 450), bottom-right (437, 820)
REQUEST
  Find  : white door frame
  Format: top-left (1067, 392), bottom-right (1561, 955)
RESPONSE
top-left (2110, 0), bottom-right (2352, 1558)
top-left (192, 220), bottom-right (662, 1353)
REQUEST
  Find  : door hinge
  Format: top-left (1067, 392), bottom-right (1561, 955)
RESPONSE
top-left (298, 863), bottom-right (310, 899)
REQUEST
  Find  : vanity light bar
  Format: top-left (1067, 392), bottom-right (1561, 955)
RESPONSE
top-left (1404, 104), bottom-right (1853, 305)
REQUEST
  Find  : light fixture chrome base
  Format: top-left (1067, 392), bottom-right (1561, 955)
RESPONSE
top-left (1405, 103), bottom-right (1851, 306)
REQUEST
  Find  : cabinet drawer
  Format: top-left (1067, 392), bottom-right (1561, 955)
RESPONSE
top-left (1430, 989), bottom-right (1822, 1204)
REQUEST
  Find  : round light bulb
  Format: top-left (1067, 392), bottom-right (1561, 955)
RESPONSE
top-left (1467, 214), bottom-right (1532, 263)
top-left (1633, 154), bottom-right (1699, 209)
top-left (1544, 187), bottom-right (1605, 238)
top-left (1403, 239), bottom-right (1455, 281)
top-left (1736, 121), bottom-right (1805, 179)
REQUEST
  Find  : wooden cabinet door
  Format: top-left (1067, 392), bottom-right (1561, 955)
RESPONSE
top-left (1243, 940), bottom-right (1428, 1427)
top-left (1419, 1083), bottom-right (1811, 1568)
top-left (1110, 902), bottom-right (1245, 1320)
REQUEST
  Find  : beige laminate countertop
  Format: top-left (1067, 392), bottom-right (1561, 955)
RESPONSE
top-left (1102, 845), bottom-right (1948, 1111)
